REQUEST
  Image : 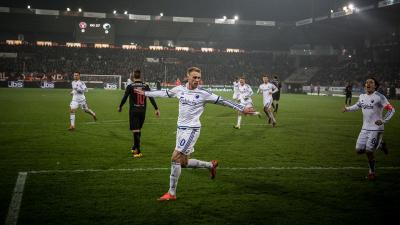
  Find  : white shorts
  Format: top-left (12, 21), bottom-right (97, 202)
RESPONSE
top-left (240, 98), bottom-right (253, 108)
top-left (263, 98), bottom-right (273, 109)
top-left (70, 100), bottom-right (89, 110)
top-left (175, 128), bottom-right (201, 155)
top-left (356, 130), bottom-right (383, 152)
top-left (232, 93), bottom-right (239, 100)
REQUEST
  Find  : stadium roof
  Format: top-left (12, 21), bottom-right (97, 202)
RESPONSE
top-left (2, 0), bottom-right (382, 21)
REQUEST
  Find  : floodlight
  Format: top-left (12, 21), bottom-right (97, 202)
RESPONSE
top-left (160, 12), bottom-right (164, 16)
top-left (27, 5), bottom-right (31, 9)
top-left (348, 4), bottom-right (354, 10)
top-left (67, 7), bottom-right (71, 12)
top-left (78, 8), bottom-right (82, 12)
top-left (124, 10), bottom-right (128, 15)
top-left (330, 9), bottom-right (333, 13)
top-left (343, 6), bottom-right (348, 11)
top-left (113, 10), bottom-right (117, 14)
top-left (234, 15), bottom-right (239, 20)
top-left (223, 16), bottom-right (227, 20)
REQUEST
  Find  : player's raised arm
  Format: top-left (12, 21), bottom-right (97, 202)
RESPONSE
top-left (137, 86), bottom-right (179, 98)
top-left (203, 91), bottom-right (255, 114)
top-left (343, 99), bottom-right (362, 112)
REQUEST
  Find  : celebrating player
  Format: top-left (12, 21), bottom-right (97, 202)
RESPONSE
top-left (233, 77), bottom-right (260, 129)
top-left (258, 75), bottom-right (278, 127)
top-left (68, 72), bottom-right (97, 130)
top-left (342, 78), bottom-right (395, 180)
top-left (135, 67), bottom-right (255, 201)
top-left (118, 69), bottom-right (160, 158)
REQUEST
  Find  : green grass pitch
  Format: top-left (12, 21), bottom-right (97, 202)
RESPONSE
top-left (0, 88), bottom-right (399, 225)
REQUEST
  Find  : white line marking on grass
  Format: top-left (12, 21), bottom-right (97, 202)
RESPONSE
top-left (5, 172), bottom-right (28, 225)
top-left (27, 166), bottom-right (400, 174)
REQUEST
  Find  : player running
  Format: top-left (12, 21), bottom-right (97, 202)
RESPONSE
top-left (135, 67), bottom-right (255, 201)
top-left (68, 72), bottom-right (97, 130)
top-left (232, 77), bottom-right (240, 101)
top-left (118, 69), bottom-right (160, 158)
top-left (258, 75), bottom-right (278, 127)
top-left (234, 77), bottom-right (260, 129)
top-left (342, 78), bottom-right (395, 180)
top-left (271, 75), bottom-right (282, 113)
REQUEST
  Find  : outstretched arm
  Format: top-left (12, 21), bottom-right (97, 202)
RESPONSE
top-left (343, 100), bottom-right (361, 112)
top-left (205, 93), bottom-right (254, 114)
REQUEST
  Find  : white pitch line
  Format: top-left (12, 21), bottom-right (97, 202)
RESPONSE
top-left (27, 166), bottom-right (400, 174)
top-left (5, 172), bottom-right (28, 225)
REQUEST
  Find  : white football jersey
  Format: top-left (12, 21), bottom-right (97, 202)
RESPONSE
top-left (232, 81), bottom-right (240, 100)
top-left (237, 83), bottom-right (253, 103)
top-left (145, 84), bottom-right (243, 128)
top-left (347, 91), bottom-right (392, 131)
top-left (258, 83), bottom-right (278, 106)
top-left (71, 80), bottom-right (87, 101)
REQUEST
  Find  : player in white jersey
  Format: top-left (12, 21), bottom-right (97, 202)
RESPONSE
top-left (233, 77), bottom-right (261, 129)
top-left (343, 78), bottom-right (395, 180)
top-left (257, 75), bottom-right (278, 127)
top-left (232, 77), bottom-right (240, 100)
top-left (68, 72), bottom-right (97, 130)
top-left (136, 67), bottom-right (255, 201)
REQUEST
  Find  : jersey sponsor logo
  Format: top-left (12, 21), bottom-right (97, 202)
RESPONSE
top-left (8, 81), bottom-right (24, 88)
top-left (179, 96), bottom-right (200, 106)
top-left (40, 81), bottom-right (55, 89)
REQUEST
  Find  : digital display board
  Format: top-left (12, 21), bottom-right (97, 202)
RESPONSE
top-left (75, 20), bottom-right (115, 44)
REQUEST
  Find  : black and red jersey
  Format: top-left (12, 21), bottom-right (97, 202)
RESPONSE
top-left (119, 81), bottom-right (158, 113)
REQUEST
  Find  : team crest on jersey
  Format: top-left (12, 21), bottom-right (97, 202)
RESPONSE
top-left (195, 95), bottom-right (200, 99)
top-left (371, 100), bottom-right (374, 103)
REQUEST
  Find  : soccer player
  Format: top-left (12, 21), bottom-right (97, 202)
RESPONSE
top-left (258, 75), bottom-right (278, 127)
top-left (342, 78), bottom-right (395, 180)
top-left (232, 77), bottom-right (240, 101)
top-left (345, 82), bottom-right (353, 105)
top-left (68, 72), bottom-right (96, 130)
top-left (118, 69), bottom-right (160, 158)
top-left (135, 67), bottom-right (255, 201)
top-left (234, 77), bottom-right (260, 129)
top-left (271, 75), bottom-right (282, 113)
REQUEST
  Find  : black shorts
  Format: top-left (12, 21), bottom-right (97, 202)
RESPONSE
top-left (272, 92), bottom-right (281, 101)
top-left (129, 111), bottom-right (146, 130)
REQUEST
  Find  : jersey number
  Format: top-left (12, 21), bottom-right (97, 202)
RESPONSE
top-left (136, 94), bottom-right (145, 105)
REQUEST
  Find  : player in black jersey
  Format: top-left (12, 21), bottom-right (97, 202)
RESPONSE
top-left (118, 69), bottom-right (160, 158)
top-left (344, 82), bottom-right (353, 105)
top-left (271, 75), bottom-right (282, 113)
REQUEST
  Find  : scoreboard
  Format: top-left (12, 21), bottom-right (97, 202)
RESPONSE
top-left (75, 20), bottom-right (115, 44)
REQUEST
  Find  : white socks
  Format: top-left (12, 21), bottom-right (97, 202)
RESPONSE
top-left (168, 162), bottom-right (181, 196)
top-left (236, 115), bottom-right (242, 127)
top-left (187, 159), bottom-right (212, 169)
top-left (70, 113), bottom-right (75, 127)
